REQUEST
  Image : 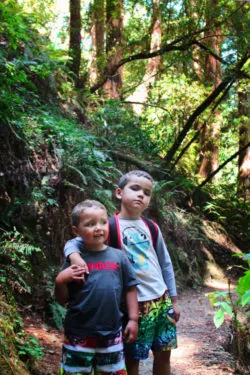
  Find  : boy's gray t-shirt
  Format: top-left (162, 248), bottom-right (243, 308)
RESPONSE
top-left (64, 218), bottom-right (177, 302)
top-left (118, 218), bottom-right (176, 301)
top-left (63, 246), bottom-right (138, 336)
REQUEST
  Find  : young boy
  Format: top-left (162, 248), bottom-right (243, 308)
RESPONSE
top-left (55, 200), bottom-right (139, 375)
top-left (64, 171), bottom-right (180, 375)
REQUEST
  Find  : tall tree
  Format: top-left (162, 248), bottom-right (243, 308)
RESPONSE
top-left (198, 1), bottom-right (222, 179)
top-left (238, 82), bottom-right (250, 201)
top-left (68, 0), bottom-right (81, 84)
top-left (164, 52), bottom-right (249, 165)
top-left (90, 0), bottom-right (105, 84)
top-left (234, 2), bottom-right (250, 200)
top-left (126, 0), bottom-right (162, 114)
top-left (184, 0), bottom-right (203, 80)
top-left (103, 0), bottom-right (124, 98)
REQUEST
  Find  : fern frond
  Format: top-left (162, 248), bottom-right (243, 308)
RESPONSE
top-left (64, 164), bottom-right (88, 185)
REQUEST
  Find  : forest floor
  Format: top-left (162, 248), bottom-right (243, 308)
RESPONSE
top-left (23, 279), bottom-right (245, 375)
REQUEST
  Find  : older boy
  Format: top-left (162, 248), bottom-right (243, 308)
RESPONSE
top-left (56, 200), bottom-right (138, 375)
top-left (64, 171), bottom-right (180, 375)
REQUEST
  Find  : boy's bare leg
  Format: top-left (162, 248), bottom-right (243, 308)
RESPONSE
top-left (125, 357), bottom-right (140, 375)
top-left (153, 350), bottom-right (171, 375)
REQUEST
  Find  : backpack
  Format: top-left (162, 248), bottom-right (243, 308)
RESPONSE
top-left (108, 212), bottom-right (159, 249)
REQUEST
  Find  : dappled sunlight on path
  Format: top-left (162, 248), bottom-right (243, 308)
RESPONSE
top-left (170, 287), bottom-right (234, 375)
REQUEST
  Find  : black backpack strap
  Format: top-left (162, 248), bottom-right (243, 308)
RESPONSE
top-left (108, 213), bottom-right (122, 249)
top-left (141, 217), bottom-right (159, 249)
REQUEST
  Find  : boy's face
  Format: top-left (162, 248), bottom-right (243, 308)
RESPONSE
top-left (116, 175), bottom-right (153, 218)
top-left (72, 208), bottom-right (109, 251)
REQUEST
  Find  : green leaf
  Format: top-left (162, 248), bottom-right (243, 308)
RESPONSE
top-left (213, 308), bottom-right (225, 328)
top-left (237, 271), bottom-right (250, 296)
top-left (65, 164), bottom-right (87, 185)
top-left (241, 290), bottom-right (250, 307)
top-left (221, 302), bottom-right (233, 317)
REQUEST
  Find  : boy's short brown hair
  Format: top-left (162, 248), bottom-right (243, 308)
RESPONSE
top-left (72, 200), bottom-right (106, 226)
top-left (118, 170), bottom-right (153, 189)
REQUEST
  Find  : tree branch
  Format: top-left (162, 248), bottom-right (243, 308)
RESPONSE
top-left (90, 2), bottom-right (249, 93)
top-left (193, 141), bottom-right (250, 192)
top-left (90, 38), bottom-right (195, 93)
top-left (164, 51), bottom-right (250, 165)
top-left (110, 151), bottom-right (152, 171)
top-left (194, 40), bottom-right (229, 65)
top-left (90, 21), bottom-right (228, 94)
top-left (122, 100), bottom-right (175, 121)
top-left (110, 151), bottom-right (170, 180)
top-left (164, 78), bottom-right (232, 164)
top-left (171, 80), bottom-right (235, 168)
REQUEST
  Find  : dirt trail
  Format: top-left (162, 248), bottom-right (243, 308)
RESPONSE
top-left (140, 283), bottom-right (235, 375)
top-left (24, 283), bottom-right (236, 375)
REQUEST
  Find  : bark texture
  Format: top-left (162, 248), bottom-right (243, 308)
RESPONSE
top-left (238, 86), bottom-right (250, 201)
top-left (68, 0), bottom-right (81, 84)
top-left (198, 1), bottom-right (222, 179)
top-left (90, 0), bottom-right (105, 84)
top-left (126, 0), bottom-right (162, 114)
top-left (103, 0), bottom-right (124, 98)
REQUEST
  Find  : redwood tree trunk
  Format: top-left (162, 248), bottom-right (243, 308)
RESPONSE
top-left (238, 86), bottom-right (250, 201)
top-left (126, 0), bottom-right (161, 114)
top-left (68, 0), bottom-right (81, 84)
top-left (184, 0), bottom-right (203, 80)
top-left (103, 0), bottom-right (124, 98)
top-left (234, 3), bottom-right (250, 200)
top-left (198, 117), bottom-right (221, 178)
top-left (90, 0), bottom-right (105, 84)
top-left (198, 2), bottom-right (222, 179)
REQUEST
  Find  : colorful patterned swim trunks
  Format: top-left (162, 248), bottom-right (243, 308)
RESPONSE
top-left (124, 291), bottom-right (177, 360)
top-left (60, 329), bottom-right (127, 374)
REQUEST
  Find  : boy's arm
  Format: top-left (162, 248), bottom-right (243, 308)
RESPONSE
top-left (120, 253), bottom-right (139, 343)
top-left (155, 228), bottom-right (180, 321)
top-left (64, 237), bottom-right (89, 274)
top-left (55, 265), bottom-right (85, 305)
top-left (123, 286), bottom-right (138, 343)
top-left (69, 252), bottom-right (88, 269)
top-left (64, 237), bottom-right (83, 258)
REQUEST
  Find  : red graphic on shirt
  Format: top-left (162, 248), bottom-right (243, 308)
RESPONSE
top-left (87, 261), bottom-right (119, 271)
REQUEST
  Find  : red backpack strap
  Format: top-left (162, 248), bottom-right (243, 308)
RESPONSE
top-left (108, 212), bottom-right (122, 249)
top-left (141, 217), bottom-right (159, 249)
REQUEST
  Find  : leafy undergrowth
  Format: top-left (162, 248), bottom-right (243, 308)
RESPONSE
top-left (0, 230), bottom-right (44, 374)
top-left (0, 295), bottom-right (41, 375)
top-left (22, 313), bottom-right (62, 375)
top-left (207, 253), bottom-right (250, 370)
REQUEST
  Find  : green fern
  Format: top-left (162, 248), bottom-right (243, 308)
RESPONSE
top-left (49, 302), bottom-right (66, 331)
top-left (0, 229), bottom-right (42, 296)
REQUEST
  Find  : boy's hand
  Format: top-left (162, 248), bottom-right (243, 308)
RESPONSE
top-left (123, 320), bottom-right (138, 343)
top-left (170, 296), bottom-right (180, 322)
top-left (58, 265), bottom-right (86, 284)
top-left (172, 303), bottom-right (180, 322)
top-left (69, 252), bottom-right (89, 282)
top-left (55, 265), bottom-right (85, 305)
